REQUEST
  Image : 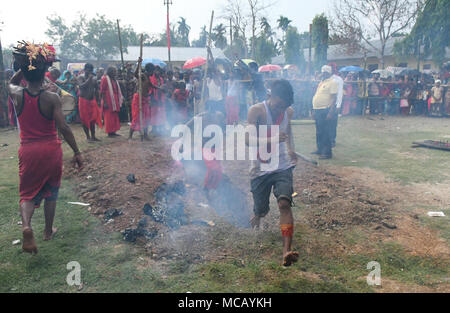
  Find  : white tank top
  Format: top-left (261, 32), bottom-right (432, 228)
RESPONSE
top-left (207, 79), bottom-right (223, 101)
top-left (250, 102), bottom-right (293, 178)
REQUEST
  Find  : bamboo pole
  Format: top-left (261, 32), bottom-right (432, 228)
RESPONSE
top-left (138, 35), bottom-right (144, 141)
top-left (117, 20), bottom-right (125, 70)
top-left (199, 10), bottom-right (215, 114)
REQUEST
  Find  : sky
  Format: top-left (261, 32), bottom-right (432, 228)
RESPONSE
top-left (0, 0), bottom-right (332, 47)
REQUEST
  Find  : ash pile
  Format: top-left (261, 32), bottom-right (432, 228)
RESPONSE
top-left (143, 181), bottom-right (188, 229)
top-left (122, 181), bottom-right (188, 243)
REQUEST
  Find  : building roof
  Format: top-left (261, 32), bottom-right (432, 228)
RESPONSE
top-left (59, 46), bottom-right (226, 62)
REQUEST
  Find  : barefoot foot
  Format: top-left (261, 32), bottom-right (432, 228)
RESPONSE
top-left (282, 251), bottom-right (299, 267)
top-left (250, 216), bottom-right (261, 230)
top-left (22, 228), bottom-right (38, 254)
top-left (43, 227), bottom-right (58, 241)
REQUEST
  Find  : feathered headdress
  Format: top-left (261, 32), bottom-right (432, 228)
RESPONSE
top-left (13, 41), bottom-right (58, 71)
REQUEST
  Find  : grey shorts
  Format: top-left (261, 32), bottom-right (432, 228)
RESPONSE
top-left (250, 168), bottom-right (294, 218)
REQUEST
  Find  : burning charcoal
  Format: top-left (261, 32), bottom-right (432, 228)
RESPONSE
top-left (122, 228), bottom-right (139, 242)
top-left (138, 216), bottom-right (149, 229)
top-left (144, 229), bottom-right (158, 239)
top-left (171, 181), bottom-right (186, 195)
top-left (103, 209), bottom-right (123, 221)
top-left (127, 174), bottom-right (136, 184)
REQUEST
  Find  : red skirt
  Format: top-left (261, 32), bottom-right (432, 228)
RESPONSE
top-left (102, 107), bottom-right (121, 134)
top-left (19, 140), bottom-right (63, 207)
top-left (225, 96), bottom-right (239, 124)
top-left (131, 93), bottom-right (150, 131)
top-left (79, 97), bottom-right (103, 129)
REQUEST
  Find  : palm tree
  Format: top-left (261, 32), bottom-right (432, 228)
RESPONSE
top-left (177, 17), bottom-right (191, 47)
top-left (212, 23), bottom-right (227, 49)
top-left (277, 16), bottom-right (292, 33)
top-left (260, 17), bottom-right (273, 37)
top-left (277, 15), bottom-right (292, 50)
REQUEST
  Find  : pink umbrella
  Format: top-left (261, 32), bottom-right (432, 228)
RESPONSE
top-left (258, 64), bottom-right (282, 72)
top-left (183, 57), bottom-right (207, 70)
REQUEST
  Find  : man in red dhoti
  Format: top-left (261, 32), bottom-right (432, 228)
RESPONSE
top-left (8, 42), bottom-right (83, 254)
top-left (100, 66), bottom-right (123, 137)
top-left (78, 63), bottom-right (103, 141)
top-left (149, 66), bottom-right (167, 135)
top-left (129, 58), bottom-right (152, 140)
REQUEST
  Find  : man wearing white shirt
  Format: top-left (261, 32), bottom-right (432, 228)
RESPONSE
top-left (329, 63), bottom-right (344, 148)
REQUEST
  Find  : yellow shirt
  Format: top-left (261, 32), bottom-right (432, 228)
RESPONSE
top-left (313, 78), bottom-right (339, 109)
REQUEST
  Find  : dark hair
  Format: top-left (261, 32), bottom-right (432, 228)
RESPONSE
top-left (106, 66), bottom-right (117, 77)
top-left (271, 79), bottom-right (294, 106)
top-left (178, 81), bottom-right (186, 90)
top-left (84, 63), bottom-right (94, 71)
top-left (144, 63), bottom-right (155, 74)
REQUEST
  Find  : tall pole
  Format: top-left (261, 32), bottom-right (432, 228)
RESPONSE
top-left (164, 0), bottom-right (173, 70)
top-left (230, 18), bottom-right (233, 48)
top-left (0, 32), bottom-right (7, 127)
top-left (117, 20), bottom-right (125, 70)
top-left (138, 35), bottom-right (144, 141)
top-left (199, 10), bottom-right (214, 114)
top-left (308, 23), bottom-right (312, 78)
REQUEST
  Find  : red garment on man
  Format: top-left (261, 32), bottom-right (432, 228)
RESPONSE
top-left (17, 90), bottom-right (62, 207)
top-left (130, 93), bottom-right (150, 131)
top-left (79, 97), bottom-right (103, 129)
top-left (100, 75), bottom-right (121, 133)
top-left (172, 89), bottom-right (189, 122)
top-left (149, 75), bottom-right (166, 126)
top-left (225, 96), bottom-right (239, 124)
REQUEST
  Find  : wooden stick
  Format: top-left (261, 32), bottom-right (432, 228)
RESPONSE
top-left (138, 35), bottom-right (144, 141)
top-left (199, 10), bottom-right (214, 114)
top-left (117, 20), bottom-right (125, 70)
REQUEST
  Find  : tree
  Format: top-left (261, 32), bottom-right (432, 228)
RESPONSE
top-left (312, 14), bottom-right (329, 70)
top-left (247, 0), bottom-right (272, 59)
top-left (46, 14), bottom-right (145, 63)
top-left (223, 0), bottom-right (249, 57)
top-left (284, 26), bottom-right (305, 70)
top-left (331, 0), bottom-right (423, 69)
top-left (192, 26), bottom-right (208, 48)
top-left (277, 15), bottom-right (292, 50)
top-left (254, 34), bottom-right (277, 65)
top-left (212, 24), bottom-right (228, 49)
top-left (394, 0), bottom-right (449, 67)
top-left (177, 17), bottom-right (191, 47)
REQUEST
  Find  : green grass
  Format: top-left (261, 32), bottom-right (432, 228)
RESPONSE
top-left (292, 116), bottom-right (450, 184)
top-left (0, 117), bottom-right (449, 292)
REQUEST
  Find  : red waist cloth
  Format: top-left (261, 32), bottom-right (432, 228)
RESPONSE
top-left (131, 93), bottom-right (150, 131)
top-left (203, 148), bottom-right (222, 190)
top-left (79, 97), bottom-right (103, 129)
top-left (102, 106), bottom-right (121, 134)
top-left (225, 96), bottom-right (239, 124)
top-left (19, 140), bottom-right (63, 206)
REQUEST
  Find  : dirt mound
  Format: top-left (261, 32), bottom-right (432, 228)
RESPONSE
top-left (293, 165), bottom-right (393, 232)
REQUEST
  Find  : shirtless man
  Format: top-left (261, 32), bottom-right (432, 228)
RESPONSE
top-left (129, 59), bottom-right (153, 140)
top-left (246, 79), bottom-right (299, 266)
top-left (78, 63), bottom-right (102, 141)
top-left (8, 42), bottom-right (83, 254)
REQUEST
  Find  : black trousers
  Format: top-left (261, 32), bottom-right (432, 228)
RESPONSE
top-left (314, 108), bottom-right (332, 157)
